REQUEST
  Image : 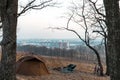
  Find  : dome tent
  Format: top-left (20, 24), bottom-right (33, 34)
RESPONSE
top-left (16, 55), bottom-right (49, 76)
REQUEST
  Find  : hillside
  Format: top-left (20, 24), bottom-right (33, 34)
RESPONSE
top-left (16, 52), bottom-right (110, 80)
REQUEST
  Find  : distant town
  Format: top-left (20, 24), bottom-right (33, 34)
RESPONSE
top-left (17, 39), bottom-right (102, 49)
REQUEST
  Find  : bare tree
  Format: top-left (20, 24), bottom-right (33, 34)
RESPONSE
top-left (70, 0), bottom-right (110, 75)
top-left (68, 6), bottom-right (104, 76)
top-left (0, 0), bottom-right (56, 80)
top-left (88, 0), bottom-right (110, 75)
top-left (50, 0), bottom-right (104, 76)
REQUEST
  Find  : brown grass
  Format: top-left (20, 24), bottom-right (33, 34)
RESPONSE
top-left (1, 52), bottom-right (110, 80)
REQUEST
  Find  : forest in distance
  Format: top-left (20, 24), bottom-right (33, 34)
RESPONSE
top-left (17, 39), bottom-right (105, 63)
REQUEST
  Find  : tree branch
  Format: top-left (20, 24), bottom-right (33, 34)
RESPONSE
top-left (93, 30), bottom-right (105, 36)
top-left (0, 25), bottom-right (2, 28)
top-left (17, 0), bottom-right (57, 17)
top-left (88, 0), bottom-right (106, 17)
top-left (0, 20), bottom-right (2, 29)
top-left (94, 16), bottom-right (107, 38)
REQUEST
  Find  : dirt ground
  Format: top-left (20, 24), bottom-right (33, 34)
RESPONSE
top-left (17, 69), bottom-right (110, 80)
top-left (16, 53), bottom-right (110, 80)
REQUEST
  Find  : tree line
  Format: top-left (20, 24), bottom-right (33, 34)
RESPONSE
top-left (17, 45), bottom-right (105, 63)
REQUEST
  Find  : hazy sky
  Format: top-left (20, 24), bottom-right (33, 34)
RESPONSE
top-left (17, 0), bottom-right (82, 39)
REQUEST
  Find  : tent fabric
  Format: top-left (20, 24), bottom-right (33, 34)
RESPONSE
top-left (16, 55), bottom-right (49, 76)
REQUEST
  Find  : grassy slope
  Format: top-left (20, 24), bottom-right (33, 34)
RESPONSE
top-left (1, 52), bottom-right (110, 80)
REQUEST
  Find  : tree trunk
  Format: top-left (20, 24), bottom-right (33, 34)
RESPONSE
top-left (0, 0), bottom-right (18, 80)
top-left (103, 0), bottom-right (120, 80)
top-left (104, 36), bottom-right (110, 75)
top-left (87, 44), bottom-right (103, 76)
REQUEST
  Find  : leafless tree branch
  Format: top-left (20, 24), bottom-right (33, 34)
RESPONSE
top-left (18, 0), bottom-right (57, 17)
top-left (88, 0), bottom-right (106, 17)
top-left (0, 25), bottom-right (2, 28)
top-left (93, 30), bottom-right (105, 36)
top-left (0, 16), bottom-right (1, 28)
top-left (0, 0), bottom-right (57, 29)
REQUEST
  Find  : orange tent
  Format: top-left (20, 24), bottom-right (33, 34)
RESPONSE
top-left (16, 55), bottom-right (49, 76)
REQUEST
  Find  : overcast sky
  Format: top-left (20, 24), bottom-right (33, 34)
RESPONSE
top-left (17, 0), bottom-right (82, 39)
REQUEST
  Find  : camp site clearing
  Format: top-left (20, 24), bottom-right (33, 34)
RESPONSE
top-left (0, 52), bottom-right (110, 80)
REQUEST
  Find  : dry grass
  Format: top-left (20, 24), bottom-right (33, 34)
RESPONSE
top-left (1, 52), bottom-right (110, 80)
top-left (16, 53), bottom-right (110, 80)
